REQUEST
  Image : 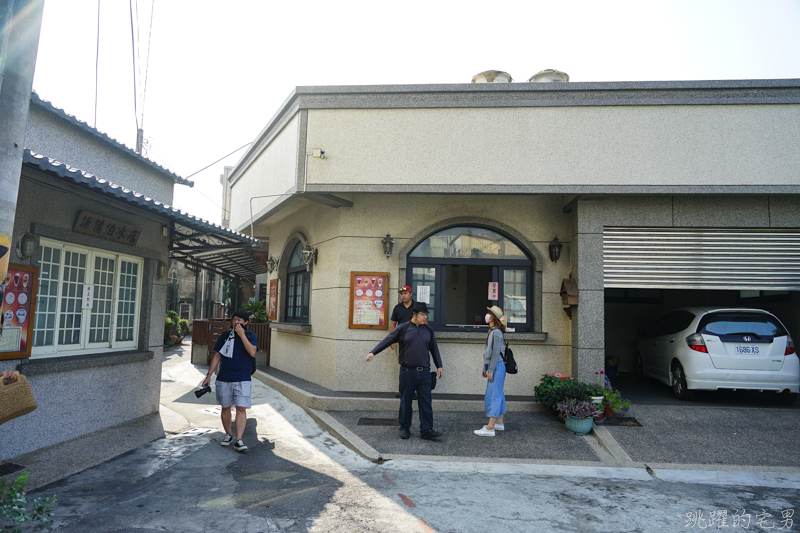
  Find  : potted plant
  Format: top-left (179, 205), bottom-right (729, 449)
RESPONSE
top-left (602, 388), bottom-right (631, 418)
top-left (555, 398), bottom-right (601, 435)
top-left (241, 300), bottom-right (268, 323)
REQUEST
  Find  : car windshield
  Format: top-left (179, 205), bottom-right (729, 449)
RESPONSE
top-left (698, 312), bottom-right (787, 338)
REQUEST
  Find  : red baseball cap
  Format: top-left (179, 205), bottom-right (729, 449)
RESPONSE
top-left (398, 285), bottom-right (412, 293)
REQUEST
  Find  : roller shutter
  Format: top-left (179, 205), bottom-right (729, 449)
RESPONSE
top-left (603, 228), bottom-right (800, 290)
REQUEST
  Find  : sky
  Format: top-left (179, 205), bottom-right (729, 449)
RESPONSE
top-left (30, 0), bottom-right (800, 226)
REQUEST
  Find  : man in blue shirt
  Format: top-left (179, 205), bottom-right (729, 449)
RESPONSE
top-left (203, 310), bottom-right (258, 451)
top-left (367, 302), bottom-right (444, 440)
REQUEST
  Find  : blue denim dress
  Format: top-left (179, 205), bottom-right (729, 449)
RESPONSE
top-left (483, 328), bottom-right (506, 418)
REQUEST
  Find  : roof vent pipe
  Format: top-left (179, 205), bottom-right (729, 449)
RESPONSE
top-left (471, 70), bottom-right (513, 83)
top-left (527, 69), bottom-right (570, 83)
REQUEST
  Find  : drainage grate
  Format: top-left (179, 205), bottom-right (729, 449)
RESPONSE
top-left (357, 418), bottom-right (397, 427)
top-left (599, 417), bottom-right (642, 427)
top-left (0, 463), bottom-right (25, 477)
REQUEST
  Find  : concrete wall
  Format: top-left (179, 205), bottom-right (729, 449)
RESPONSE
top-left (24, 105), bottom-right (177, 204)
top-left (229, 114), bottom-right (299, 230)
top-left (0, 170), bottom-right (169, 461)
top-left (304, 105), bottom-right (800, 188)
top-left (263, 193), bottom-right (574, 396)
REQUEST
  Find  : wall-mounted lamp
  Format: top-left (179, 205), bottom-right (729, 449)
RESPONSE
top-left (302, 241), bottom-right (318, 271)
top-left (15, 233), bottom-right (37, 259)
top-left (312, 149), bottom-right (326, 160)
top-left (266, 254), bottom-right (279, 274)
top-left (156, 260), bottom-right (168, 279)
top-left (381, 233), bottom-right (395, 259)
top-left (549, 236), bottom-right (563, 263)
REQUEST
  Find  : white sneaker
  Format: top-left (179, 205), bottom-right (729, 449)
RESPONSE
top-left (474, 425), bottom-right (495, 437)
top-left (494, 424), bottom-right (505, 431)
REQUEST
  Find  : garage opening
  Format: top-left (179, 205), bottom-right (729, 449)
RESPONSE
top-left (602, 228), bottom-right (800, 376)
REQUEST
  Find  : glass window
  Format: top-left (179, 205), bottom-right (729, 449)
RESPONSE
top-left (285, 241), bottom-right (310, 322)
top-left (33, 240), bottom-right (142, 355)
top-left (408, 226), bottom-right (533, 331)
top-left (409, 227), bottom-right (527, 260)
top-left (698, 312), bottom-right (787, 338)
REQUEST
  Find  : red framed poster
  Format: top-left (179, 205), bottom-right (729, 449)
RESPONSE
top-left (0, 263), bottom-right (39, 359)
top-left (268, 279), bottom-right (278, 321)
top-left (349, 272), bottom-right (389, 329)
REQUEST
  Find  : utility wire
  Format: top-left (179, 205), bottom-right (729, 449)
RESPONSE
top-left (141, 0), bottom-right (155, 129)
top-left (93, 0), bottom-right (100, 128)
top-left (128, 0), bottom-right (139, 131)
top-left (184, 142), bottom-right (252, 180)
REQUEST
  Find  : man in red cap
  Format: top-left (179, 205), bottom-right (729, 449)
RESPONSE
top-left (389, 285), bottom-right (415, 352)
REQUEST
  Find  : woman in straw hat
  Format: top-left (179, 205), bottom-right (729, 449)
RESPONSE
top-left (474, 306), bottom-right (507, 437)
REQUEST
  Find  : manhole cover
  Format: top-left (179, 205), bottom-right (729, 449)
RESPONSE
top-left (357, 418), bottom-right (397, 426)
top-left (599, 417), bottom-right (642, 427)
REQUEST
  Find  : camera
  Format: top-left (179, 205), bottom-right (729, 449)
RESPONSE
top-left (195, 384), bottom-right (212, 398)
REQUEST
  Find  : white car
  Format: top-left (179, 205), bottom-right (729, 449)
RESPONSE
top-left (634, 307), bottom-right (799, 404)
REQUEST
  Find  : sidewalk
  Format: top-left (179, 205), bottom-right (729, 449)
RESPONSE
top-left (254, 362), bottom-right (800, 477)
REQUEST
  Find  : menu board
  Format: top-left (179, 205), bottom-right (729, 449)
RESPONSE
top-left (0, 264), bottom-right (38, 359)
top-left (349, 272), bottom-right (389, 329)
top-left (268, 279), bottom-right (278, 321)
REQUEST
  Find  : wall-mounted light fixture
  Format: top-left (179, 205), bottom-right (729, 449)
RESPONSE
top-left (302, 241), bottom-right (318, 271)
top-left (156, 260), bottom-right (168, 279)
top-left (266, 254), bottom-right (279, 274)
top-left (15, 233), bottom-right (37, 259)
top-left (312, 149), bottom-right (326, 160)
top-left (381, 233), bottom-right (395, 259)
top-left (549, 236), bottom-right (563, 263)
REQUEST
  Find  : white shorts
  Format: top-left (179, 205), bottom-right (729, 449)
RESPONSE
top-left (215, 380), bottom-right (252, 408)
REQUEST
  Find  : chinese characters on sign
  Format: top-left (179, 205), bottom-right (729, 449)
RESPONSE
top-left (685, 508), bottom-right (794, 529)
top-left (73, 211), bottom-right (141, 245)
top-left (349, 272), bottom-right (389, 329)
top-left (488, 282), bottom-right (498, 301)
top-left (417, 285), bottom-right (430, 304)
top-left (0, 264), bottom-right (39, 359)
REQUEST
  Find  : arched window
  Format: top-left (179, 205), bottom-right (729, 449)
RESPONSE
top-left (407, 226), bottom-right (533, 331)
top-left (285, 241), bottom-right (310, 322)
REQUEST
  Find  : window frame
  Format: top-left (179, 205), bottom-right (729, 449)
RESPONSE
top-left (406, 226), bottom-right (534, 332)
top-left (284, 241), bottom-right (310, 323)
top-left (32, 238), bottom-right (143, 357)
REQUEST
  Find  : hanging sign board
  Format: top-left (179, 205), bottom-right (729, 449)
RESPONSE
top-left (349, 272), bottom-right (389, 329)
top-left (73, 211), bottom-right (141, 245)
top-left (268, 279), bottom-right (278, 321)
top-left (417, 285), bottom-right (430, 304)
top-left (82, 285), bottom-right (94, 310)
top-left (488, 282), bottom-right (499, 301)
top-left (0, 264), bottom-right (39, 359)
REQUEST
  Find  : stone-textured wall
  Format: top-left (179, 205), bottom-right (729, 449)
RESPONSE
top-left (0, 172), bottom-right (169, 461)
top-left (24, 105), bottom-right (177, 204)
top-left (263, 193), bottom-right (573, 396)
top-left (305, 105), bottom-right (800, 188)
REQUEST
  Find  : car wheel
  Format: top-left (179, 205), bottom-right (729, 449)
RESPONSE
top-left (634, 353), bottom-right (644, 380)
top-left (671, 361), bottom-right (694, 400)
top-left (771, 390), bottom-right (798, 406)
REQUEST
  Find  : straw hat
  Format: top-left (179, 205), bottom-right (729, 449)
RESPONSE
top-left (486, 306), bottom-right (505, 323)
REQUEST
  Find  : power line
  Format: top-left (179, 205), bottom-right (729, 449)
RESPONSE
top-left (128, 0), bottom-right (139, 131)
top-left (93, 0), bottom-right (100, 128)
top-left (184, 142), bottom-right (252, 179)
top-left (141, 0), bottom-right (155, 129)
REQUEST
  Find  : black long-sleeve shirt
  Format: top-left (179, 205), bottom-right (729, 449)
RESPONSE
top-left (371, 321), bottom-right (443, 369)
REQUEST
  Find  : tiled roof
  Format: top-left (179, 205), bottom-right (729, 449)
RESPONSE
top-left (30, 91), bottom-right (193, 187)
top-left (22, 149), bottom-right (257, 246)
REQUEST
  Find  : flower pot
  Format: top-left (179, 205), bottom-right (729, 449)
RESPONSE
top-left (594, 412), bottom-right (604, 422)
top-left (164, 339), bottom-right (173, 346)
top-left (590, 396), bottom-right (604, 405)
top-left (603, 406), bottom-right (614, 419)
top-left (565, 416), bottom-right (594, 436)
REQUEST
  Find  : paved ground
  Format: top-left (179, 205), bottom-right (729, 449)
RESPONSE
top-left (13, 343), bottom-right (800, 532)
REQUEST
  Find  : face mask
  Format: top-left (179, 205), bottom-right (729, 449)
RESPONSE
top-left (485, 313), bottom-right (492, 324)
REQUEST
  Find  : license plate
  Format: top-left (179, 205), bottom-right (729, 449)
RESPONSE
top-left (735, 345), bottom-right (760, 354)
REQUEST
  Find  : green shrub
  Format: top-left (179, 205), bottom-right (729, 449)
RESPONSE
top-left (241, 300), bottom-right (268, 323)
top-left (534, 375), bottom-right (593, 413)
top-left (0, 472), bottom-right (56, 531)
